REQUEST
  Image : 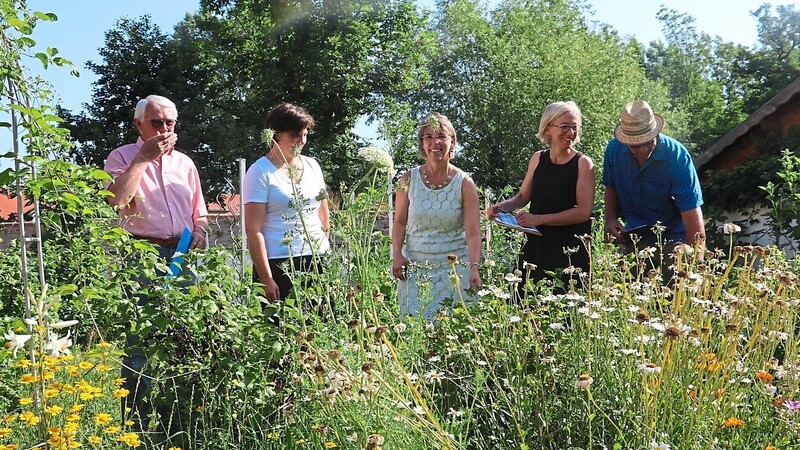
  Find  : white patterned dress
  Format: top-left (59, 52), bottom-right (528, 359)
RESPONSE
top-left (398, 167), bottom-right (474, 319)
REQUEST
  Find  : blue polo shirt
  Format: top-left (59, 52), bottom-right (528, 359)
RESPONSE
top-left (602, 134), bottom-right (703, 242)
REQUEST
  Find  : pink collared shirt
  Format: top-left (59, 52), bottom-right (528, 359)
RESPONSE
top-left (104, 138), bottom-right (207, 239)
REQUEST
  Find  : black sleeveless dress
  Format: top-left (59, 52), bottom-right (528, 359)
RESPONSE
top-left (518, 149), bottom-right (591, 288)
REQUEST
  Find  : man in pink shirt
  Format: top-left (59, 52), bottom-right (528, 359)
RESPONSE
top-left (104, 94), bottom-right (207, 431)
top-left (105, 94), bottom-right (208, 248)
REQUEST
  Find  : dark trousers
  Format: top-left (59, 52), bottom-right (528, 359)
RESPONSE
top-left (121, 245), bottom-right (189, 431)
top-left (254, 254), bottom-right (324, 301)
top-left (254, 255), bottom-right (328, 325)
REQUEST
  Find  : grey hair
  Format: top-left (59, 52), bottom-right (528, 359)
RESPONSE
top-left (133, 95), bottom-right (177, 121)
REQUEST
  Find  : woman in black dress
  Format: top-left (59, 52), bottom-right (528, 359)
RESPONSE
top-left (487, 101), bottom-right (595, 293)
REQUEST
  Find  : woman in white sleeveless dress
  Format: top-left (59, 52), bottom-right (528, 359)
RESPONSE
top-left (392, 113), bottom-right (483, 319)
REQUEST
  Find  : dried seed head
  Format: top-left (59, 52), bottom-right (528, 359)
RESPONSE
top-left (725, 323), bottom-right (739, 334)
top-left (447, 254), bottom-right (458, 263)
top-left (665, 326), bottom-right (681, 339)
top-left (635, 312), bottom-right (649, 323)
top-left (375, 326), bottom-right (388, 339)
top-left (347, 319), bottom-right (361, 329)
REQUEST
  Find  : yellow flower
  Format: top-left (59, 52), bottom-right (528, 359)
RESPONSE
top-left (78, 361), bottom-right (93, 369)
top-left (67, 366), bottom-right (81, 377)
top-left (96, 342), bottom-right (113, 349)
top-left (765, 446), bottom-right (778, 450)
top-left (18, 397), bottom-right (33, 406)
top-left (723, 417), bottom-right (745, 428)
top-left (0, 428), bottom-right (11, 438)
top-left (45, 405), bottom-right (64, 416)
top-left (88, 436), bottom-right (101, 444)
top-left (0, 445), bottom-right (19, 450)
top-left (105, 426), bottom-right (121, 435)
top-left (113, 378), bottom-right (126, 386)
top-left (41, 369), bottom-right (56, 380)
top-left (296, 439), bottom-right (308, 445)
top-left (96, 364), bottom-right (113, 372)
top-left (79, 392), bottom-right (94, 401)
top-left (44, 356), bottom-right (60, 366)
top-left (116, 432), bottom-right (141, 447)
top-left (69, 404), bottom-right (84, 413)
top-left (325, 443), bottom-right (338, 449)
top-left (20, 410), bottom-right (40, 426)
top-left (94, 413), bottom-right (113, 426)
top-left (15, 359), bottom-right (31, 368)
top-left (167, 447), bottom-right (183, 450)
top-left (113, 388), bottom-right (130, 399)
top-left (65, 414), bottom-right (80, 422)
top-left (44, 388), bottom-right (60, 399)
top-left (19, 373), bottom-right (37, 384)
top-left (63, 422), bottom-right (79, 434)
top-left (2, 414), bottom-right (15, 424)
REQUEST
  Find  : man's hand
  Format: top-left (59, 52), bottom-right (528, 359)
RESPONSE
top-left (605, 219), bottom-right (624, 242)
top-left (189, 227), bottom-right (206, 249)
top-left (137, 132), bottom-right (178, 162)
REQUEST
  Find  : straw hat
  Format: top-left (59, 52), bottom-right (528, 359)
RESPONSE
top-left (614, 100), bottom-right (664, 146)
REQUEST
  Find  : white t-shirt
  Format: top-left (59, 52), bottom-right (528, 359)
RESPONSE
top-left (243, 155), bottom-right (330, 259)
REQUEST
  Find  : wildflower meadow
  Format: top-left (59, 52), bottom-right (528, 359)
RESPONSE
top-left (3, 3), bottom-right (800, 450)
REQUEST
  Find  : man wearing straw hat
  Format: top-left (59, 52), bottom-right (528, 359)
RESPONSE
top-left (603, 100), bottom-right (705, 258)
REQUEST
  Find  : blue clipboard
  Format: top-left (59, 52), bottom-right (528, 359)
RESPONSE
top-left (168, 227), bottom-right (193, 277)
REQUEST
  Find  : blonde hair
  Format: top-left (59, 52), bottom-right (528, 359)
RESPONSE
top-left (536, 101), bottom-right (582, 147)
top-left (416, 112), bottom-right (457, 158)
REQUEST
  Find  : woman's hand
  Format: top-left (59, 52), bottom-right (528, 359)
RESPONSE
top-left (486, 203), bottom-right (507, 219)
top-left (260, 277), bottom-right (281, 302)
top-left (469, 265), bottom-right (482, 289)
top-left (515, 211), bottom-right (543, 227)
top-left (392, 255), bottom-right (410, 280)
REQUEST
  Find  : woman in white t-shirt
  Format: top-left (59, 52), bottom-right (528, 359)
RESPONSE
top-left (243, 103), bottom-right (330, 303)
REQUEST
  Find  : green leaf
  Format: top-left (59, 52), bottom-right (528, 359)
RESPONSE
top-left (34, 53), bottom-right (49, 69)
top-left (0, 168), bottom-right (13, 186)
top-left (33, 11), bottom-right (58, 21)
top-left (16, 36), bottom-right (35, 47)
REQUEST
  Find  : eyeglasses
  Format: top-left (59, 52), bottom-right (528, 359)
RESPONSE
top-left (148, 119), bottom-right (177, 128)
top-left (549, 124), bottom-right (580, 133)
top-left (422, 134), bottom-right (450, 142)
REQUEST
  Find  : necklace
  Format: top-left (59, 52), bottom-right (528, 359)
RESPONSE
top-left (421, 167), bottom-right (452, 190)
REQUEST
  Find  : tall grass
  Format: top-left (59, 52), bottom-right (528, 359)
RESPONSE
top-left (4, 169), bottom-right (800, 449)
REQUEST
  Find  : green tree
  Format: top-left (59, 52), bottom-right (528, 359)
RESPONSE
top-left (644, 7), bottom-right (747, 153)
top-left (61, 15), bottom-right (240, 199)
top-left (192, 0), bottom-right (433, 192)
top-left (732, 2), bottom-right (800, 113)
top-left (395, 0), bottom-right (663, 192)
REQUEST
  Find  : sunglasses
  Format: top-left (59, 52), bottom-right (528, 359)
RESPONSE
top-left (148, 119), bottom-right (177, 128)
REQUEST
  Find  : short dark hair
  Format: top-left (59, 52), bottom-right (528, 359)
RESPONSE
top-left (264, 103), bottom-right (315, 133)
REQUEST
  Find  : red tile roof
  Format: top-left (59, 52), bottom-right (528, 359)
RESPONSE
top-left (0, 192), bottom-right (32, 221)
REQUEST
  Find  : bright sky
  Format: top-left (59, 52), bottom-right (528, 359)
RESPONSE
top-left (23, 0), bottom-right (796, 114)
top-left (3, 0), bottom-right (794, 168)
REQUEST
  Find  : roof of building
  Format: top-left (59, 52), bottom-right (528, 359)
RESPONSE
top-left (0, 191), bottom-right (32, 221)
top-left (696, 77), bottom-right (800, 170)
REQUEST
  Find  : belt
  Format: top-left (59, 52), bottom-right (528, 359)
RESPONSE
top-left (132, 235), bottom-right (182, 248)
